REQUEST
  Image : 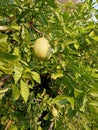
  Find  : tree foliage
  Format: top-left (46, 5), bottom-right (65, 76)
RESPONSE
top-left (0, 0), bottom-right (98, 130)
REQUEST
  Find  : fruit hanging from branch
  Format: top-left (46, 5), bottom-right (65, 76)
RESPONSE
top-left (33, 37), bottom-right (52, 60)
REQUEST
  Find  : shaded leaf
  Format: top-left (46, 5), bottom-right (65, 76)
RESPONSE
top-left (63, 11), bottom-right (69, 23)
top-left (52, 95), bottom-right (74, 109)
top-left (39, 12), bottom-right (48, 26)
top-left (0, 50), bottom-right (17, 62)
top-left (12, 85), bottom-right (20, 101)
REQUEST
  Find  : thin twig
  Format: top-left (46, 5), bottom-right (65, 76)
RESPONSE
top-left (48, 121), bottom-right (54, 130)
top-left (29, 22), bottom-right (51, 40)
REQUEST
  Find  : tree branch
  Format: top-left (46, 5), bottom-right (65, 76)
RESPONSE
top-left (5, 120), bottom-right (12, 130)
top-left (29, 22), bottom-right (51, 40)
top-left (48, 121), bottom-right (54, 130)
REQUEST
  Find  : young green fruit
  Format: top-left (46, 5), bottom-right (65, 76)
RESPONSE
top-left (52, 107), bottom-right (58, 117)
top-left (33, 37), bottom-right (52, 60)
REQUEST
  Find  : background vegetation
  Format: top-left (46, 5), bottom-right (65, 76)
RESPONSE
top-left (0, 0), bottom-right (98, 129)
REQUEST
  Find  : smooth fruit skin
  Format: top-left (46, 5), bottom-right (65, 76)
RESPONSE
top-left (33, 37), bottom-right (51, 60)
top-left (52, 107), bottom-right (58, 117)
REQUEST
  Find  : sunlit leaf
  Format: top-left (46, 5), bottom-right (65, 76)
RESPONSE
top-left (20, 79), bottom-right (29, 102)
top-left (74, 88), bottom-right (83, 98)
top-left (0, 88), bottom-right (8, 94)
top-left (52, 95), bottom-right (74, 109)
top-left (31, 71), bottom-right (41, 84)
top-left (0, 33), bottom-right (8, 43)
top-left (91, 36), bottom-right (98, 42)
top-left (13, 63), bottom-right (23, 84)
top-left (64, 39), bottom-right (76, 46)
top-left (51, 72), bottom-right (64, 79)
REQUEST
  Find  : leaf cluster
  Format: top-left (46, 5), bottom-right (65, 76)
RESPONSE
top-left (0, 0), bottom-right (98, 130)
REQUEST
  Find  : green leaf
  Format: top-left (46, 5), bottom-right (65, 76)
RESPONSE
top-left (0, 93), bottom-right (5, 100)
top-left (74, 42), bottom-right (80, 50)
top-left (89, 101), bottom-right (98, 107)
top-left (91, 36), bottom-right (98, 42)
top-left (0, 88), bottom-right (9, 94)
top-left (90, 88), bottom-right (98, 98)
top-left (13, 63), bottom-right (23, 84)
top-left (20, 79), bottom-right (29, 103)
top-left (63, 11), bottom-right (69, 23)
top-left (88, 105), bottom-right (98, 120)
top-left (8, 23), bottom-right (20, 31)
top-left (92, 70), bottom-right (98, 78)
top-left (0, 88), bottom-right (9, 99)
top-left (31, 71), bottom-right (41, 84)
top-left (12, 85), bottom-right (20, 101)
top-left (0, 33), bottom-right (8, 43)
top-left (74, 88), bottom-right (83, 98)
top-left (9, 124), bottom-right (18, 130)
top-left (51, 72), bottom-right (64, 80)
top-left (0, 50), bottom-right (17, 62)
top-left (64, 39), bottom-right (77, 46)
top-left (39, 12), bottom-right (48, 26)
top-left (52, 95), bottom-right (74, 109)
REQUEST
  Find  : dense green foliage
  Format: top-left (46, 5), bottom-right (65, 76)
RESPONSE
top-left (0, 0), bottom-right (98, 129)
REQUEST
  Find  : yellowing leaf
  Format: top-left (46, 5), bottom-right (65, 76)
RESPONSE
top-left (20, 79), bottom-right (29, 102)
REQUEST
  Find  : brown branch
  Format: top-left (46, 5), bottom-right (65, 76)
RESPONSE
top-left (29, 22), bottom-right (51, 40)
top-left (48, 121), bottom-right (54, 130)
top-left (5, 120), bottom-right (12, 130)
top-left (0, 74), bottom-right (12, 88)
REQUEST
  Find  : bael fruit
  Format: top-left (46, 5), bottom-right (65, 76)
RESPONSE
top-left (33, 37), bottom-right (52, 60)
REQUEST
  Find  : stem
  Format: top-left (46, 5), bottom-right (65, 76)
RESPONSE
top-left (5, 120), bottom-right (12, 130)
top-left (48, 121), bottom-right (54, 130)
top-left (29, 22), bottom-right (51, 40)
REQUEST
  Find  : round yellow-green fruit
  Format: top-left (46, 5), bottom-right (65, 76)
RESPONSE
top-left (33, 37), bottom-right (52, 60)
top-left (52, 107), bottom-right (58, 117)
